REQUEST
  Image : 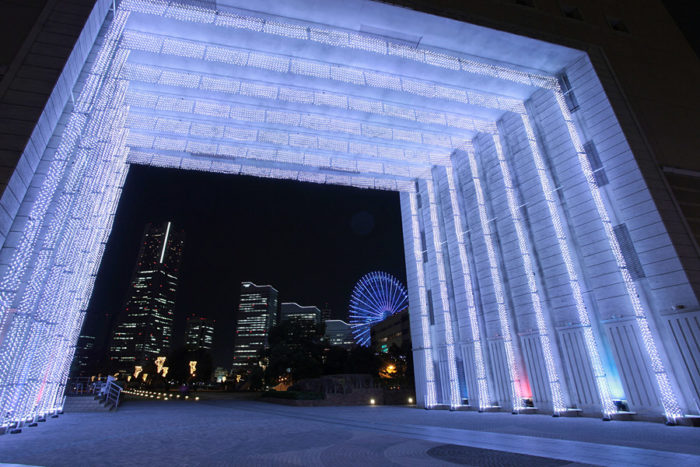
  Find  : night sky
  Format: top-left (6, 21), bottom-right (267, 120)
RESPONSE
top-left (82, 165), bottom-right (407, 368)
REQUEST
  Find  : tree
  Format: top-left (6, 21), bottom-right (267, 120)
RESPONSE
top-left (322, 346), bottom-right (349, 375)
top-left (345, 346), bottom-right (380, 374)
top-left (377, 343), bottom-right (414, 390)
top-left (265, 320), bottom-right (324, 386)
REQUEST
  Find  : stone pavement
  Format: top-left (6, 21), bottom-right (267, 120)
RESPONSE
top-left (1, 399), bottom-right (698, 466)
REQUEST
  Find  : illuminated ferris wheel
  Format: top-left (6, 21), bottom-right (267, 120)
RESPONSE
top-left (349, 271), bottom-right (409, 347)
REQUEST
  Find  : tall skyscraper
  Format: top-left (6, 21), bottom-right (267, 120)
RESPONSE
top-left (109, 222), bottom-right (184, 372)
top-left (232, 282), bottom-right (278, 370)
top-left (70, 335), bottom-right (96, 377)
top-left (185, 315), bottom-right (215, 351)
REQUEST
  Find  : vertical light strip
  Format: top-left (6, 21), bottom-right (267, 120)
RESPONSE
top-left (159, 221), bottom-right (172, 263)
top-left (445, 165), bottom-right (490, 409)
top-left (425, 179), bottom-right (461, 408)
top-left (492, 134), bottom-right (565, 414)
top-left (553, 91), bottom-right (682, 421)
top-left (520, 113), bottom-right (616, 416)
top-left (409, 192), bottom-right (437, 408)
top-left (465, 148), bottom-right (523, 411)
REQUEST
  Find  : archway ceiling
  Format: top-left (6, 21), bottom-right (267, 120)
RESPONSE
top-left (113, 0), bottom-right (585, 190)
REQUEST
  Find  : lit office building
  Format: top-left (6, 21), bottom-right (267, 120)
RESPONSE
top-left (109, 222), bottom-right (184, 371)
top-left (70, 335), bottom-right (96, 377)
top-left (185, 315), bottom-right (215, 351)
top-left (232, 282), bottom-right (278, 369)
top-left (280, 302), bottom-right (322, 339)
top-left (280, 302), bottom-right (321, 326)
top-left (370, 310), bottom-right (411, 354)
top-left (324, 320), bottom-right (354, 350)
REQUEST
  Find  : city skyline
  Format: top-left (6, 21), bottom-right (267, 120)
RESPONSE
top-left (81, 165), bottom-right (406, 368)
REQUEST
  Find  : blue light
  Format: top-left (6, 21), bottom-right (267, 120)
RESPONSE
top-left (349, 271), bottom-right (408, 347)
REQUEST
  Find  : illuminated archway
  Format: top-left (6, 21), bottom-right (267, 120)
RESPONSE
top-left (0, 0), bottom-right (695, 428)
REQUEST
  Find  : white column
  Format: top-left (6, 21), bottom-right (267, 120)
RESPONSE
top-left (400, 191), bottom-right (437, 408)
top-left (423, 178), bottom-right (462, 408)
top-left (493, 132), bottom-right (566, 414)
top-left (464, 146), bottom-right (524, 411)
top-left (441, 163), bottom-right (492, 409)
top-left (553, 90), bottom-right (683, 422)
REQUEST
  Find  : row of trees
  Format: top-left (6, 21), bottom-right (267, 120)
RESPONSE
top-left (121, 347), bottom-right (214, 388)
top-left (236, 320), bottom-right (413, 391)
top-left (117, 320), bottom-right (413, 391)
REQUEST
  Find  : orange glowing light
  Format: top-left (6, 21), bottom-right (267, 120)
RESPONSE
top-left (155, 356), bottom-right (166, 375)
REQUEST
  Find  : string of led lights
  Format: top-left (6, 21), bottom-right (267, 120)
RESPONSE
top-left (553, 91), bottom-right (683, 422)
top-left (465, 146), bottom-right (524, 411)
top-left (127, 149), bottom-right (420, 192)
top-left (120, 62), bottom-right (496, 134)
top-left (121, 93), bottom-right (467, 161)
top-left (121, 87), bottom-right (475, 152)
top-left (119, 84), bottom-right (478, 151)
top-left (0, 8), bottom-right (132, 426)
top-left (519, 112), bottom-right (617, 417)
top-left (16, 47), bottom-right (132, 424)
top-left (408, 192), bottom-right (438, 407)
top-left (424, 180), bottom-right (462, 409)
top-left (443, 165), bottom-right (491, 410)
top-left (119, 29), bottom-right (524, 115)
top-left (118, 0), bottom-right (557, 89)
top-left (492, 134), bottom-right (565, 414)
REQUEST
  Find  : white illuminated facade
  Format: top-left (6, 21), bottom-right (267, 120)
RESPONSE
top-left (0, 0), bottom-right (698, 429)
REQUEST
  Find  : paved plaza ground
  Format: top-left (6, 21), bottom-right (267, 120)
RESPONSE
top-left (1, 399), bottom-right (699, 466)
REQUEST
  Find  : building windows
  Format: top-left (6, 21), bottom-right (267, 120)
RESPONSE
top-left (557, 73), bottom-right (579, 112)
top-left (426, 289), bottom-right (435, 325)
top-left (613, 224), bottom-right (646, 280)
top-left (583, 141), bottom-right (609, 187)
